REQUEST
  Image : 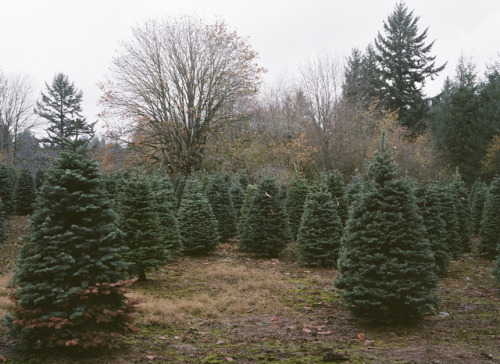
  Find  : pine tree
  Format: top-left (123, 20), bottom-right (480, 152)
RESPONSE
top-left (0, 164), bottom-right (15, 216)
top-left (375, 1), bottom-right (445, 135)
top-left (335, 145), bottom-right (439, 324)
top-left (478, 176), bottom-right (500, 258)
top-left (230, 178), bottom-right (245, 222)
top-left (449, 170), bottom-right (472, 254)
top-left (205, 174), bottom-right (236, 242)
top-left (240, 177), bottom-right (292, 257)
top-left (14, 167), bottom-right (36, 215)
top-left (322, 170), bottom-right (349, 225)
top-left (470, 180), bottom-right (488, 235)
top-left (296, 189), bottom-right (342, 267)
top-left (117, 176), bottom-right (169, 281)
top-left (151, 175), bottom-right (183, 257)
top-left (285, 174), bottom-right (309, 240)
top-left (35, 168), bottom-right (46, 190)
top-left (34, 73), bottom-right (95, 150)
top-left (437, 184), bottom-right (461, 259)
top-left (237, 184), bottom-right (257, 240)
top-left (415, 183), bottom-right (451, 275)
top-left (177, 179), bottom-right (219, 255)
top-left (4, 144), bottom-right (136, 351)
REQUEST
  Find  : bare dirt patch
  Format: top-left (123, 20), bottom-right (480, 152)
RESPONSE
top-left (0, 220), bottom-right (499, 363)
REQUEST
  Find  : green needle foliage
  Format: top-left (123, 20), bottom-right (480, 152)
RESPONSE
top-left (335, 145), bottom-right (439, 324)
top-left (285, 174), bottom-right (309, 240)
top-left (0, 198), bottom-right (7, 247)
top-left (4, 144), bottom-right (136, 351)
top-left (478, 176), bottom-right (500, 258)
top-left (15, 167), bottom-right (36, 215)
top-left (449, 170), bottom-right (472, 254)
top-left (237, 184), bottom-right (257, 240)
top-left (437, 184), bottom-right (461, 259)
top-left (296, 189), bottom-right (343, 267)
top-left (470, 180), bottom-right (488, 235)
top-left (240, 177), bottom-right (292, 257)
top-left (0, 164), bottom-right (16, 216)
top-left (177, 179), bottom-right (219, 255)
top-left (493, 242), bottom-right (500, 283)
top-left (230, 178), bottom-right (245, 222)
top-left (117, 175), bottom-right (169, 281)
top-left (322, 170), bottom-right (349, 225)
top-left (205, 174), bottom-right (237, 242)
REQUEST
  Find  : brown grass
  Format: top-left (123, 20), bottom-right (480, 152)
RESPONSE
top-left (129, 260), bottom-right (293, 328)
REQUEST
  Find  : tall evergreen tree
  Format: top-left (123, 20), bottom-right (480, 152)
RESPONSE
top-left (15, 167), bottom-right (36, 215)
top-left (285, 174), bottom-right (309, 240)
top-left (0, 164), bottom-right (15, 216)
top-left (205, 174), bottom-right (237, 242)
top-left (117, 176), bottom-right (169, 281)
top-left (296, 189), bottom-right (343, 267)
top-left (240, 177), bottom-right (292, 257)
top-left (335, 143), bottom-right (439, 324)
top-left (177, 179), bottom-right (219, 255)
top-left (415, 183), bottom-right (451, 275)
top-left (34, 73), bottom-right (95, 150)
top-left (478, 176), bottom-right (500, 258)
top-left (4, 144), bottom-right (136, 350)
top-left (375, 1), bottom-right (445, 134)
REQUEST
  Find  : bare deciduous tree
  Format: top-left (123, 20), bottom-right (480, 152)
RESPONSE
top-left (0, 71), bottom-right (36, 164)
top-left (100, 16), bottom-right (264, 176)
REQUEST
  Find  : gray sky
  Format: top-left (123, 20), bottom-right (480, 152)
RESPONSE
top-left (1, 0), bottom-right (499, 133)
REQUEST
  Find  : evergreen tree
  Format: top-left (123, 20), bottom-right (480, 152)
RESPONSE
top-left (415, 183), bottom-right (451, 275)
top-left (236, 172), bottom-right (249, 192)
top-left (322, 170), bottom-right (349, 225)
top-left (437, 184), bottom-right (462, 259)
top-left (4, 144), bottom-right (135, 351)
top-left (34, 73), bottom-right (95, 150)
top-left (470, 180), bottom-right (488, 235)
top-left (117, 176), bottom-right (169, 281)
top-left (345, 173), bottom-right (366, 211)
top-left (285, 174), bottom-right (309, 240)
top-left (335, 144), bottom-right (439, 324)
top-left (0, 164), bottom-right (15, 216)
top-left (177, 179), bottom-right (219, 255)
top-left (375, 1), bottom-right (445, 134)
top-left (35, 168), bottom-right (46, 190)
top-left (15, 167), bottom-right (36, 215)
top-left (230, 178), bottom-right (245, 222)
top-left (205, 174), bottom-right (237, 242)
top-left (237, 184), bottom-right (257, 240)
top-left (240, 177), bottom-right (292, 257)
top-left (449, 170), bottom-right (472, 254)
top-left (173, 175), bottom-right (187, 211)
top-left (296, 189), bottom-right (342, 267)
top-left (478, 176), bottom-right (500, 258)
top-left (151, 175), bottom-right (183, 257)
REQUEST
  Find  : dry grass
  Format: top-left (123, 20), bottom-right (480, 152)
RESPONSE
top-left (0, 273), bottom-right (14, 318)
top-left (129, 260), bottom-right (293, 328)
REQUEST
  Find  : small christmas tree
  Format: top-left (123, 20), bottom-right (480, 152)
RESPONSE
top-left (470, 180), bottom-right (488, 235)
top-left (478, 176), bottom-right (500, 258)
top-left (117, 175), bottom-right (169, 281)
top-left (177, 179), bottom-right (219, 255)
top-left (4, 143), bottom-right (136, 351)
top-left (285, 174), bottom-right (309, 240)
top-left (35, 169), bottom-right (46, 190)
top-left (230, 178), bottom-right (245, 222)
top-left (345, 173), bottom-right (366, 211)
top-left (205, 174), bottom-right (236, 242)
top-left (335, 142), bottom-right (439, 324)
top-left (296, 189), bottom-right (343, 267)
top-left (437, 184), bottom-right (461, 259)
top-left (415, 183), bottom-right (451, 275)
top-left (237, 184), bottom-right (257, 239)
top-left (240, 177), bottom-right (292, 257)
top-left (449, 170), bottom-right (471, 254)
top-left (15, 167), bottom-right (36, 215)
top-left (0, 164), bottom-right (16, 216)
top-left (322, 170), bottom-right (349, 225)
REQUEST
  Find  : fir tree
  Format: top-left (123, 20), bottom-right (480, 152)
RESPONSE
top-left (322, 170), bottom-right (349, 225)
top-left (35, 168), bottom-right (46, 190)
top-left (177, 179), bottom-right (219, 255)
top-left (230, 178), bottom-right (245, 222)
top-left (117, 176), bottom-right (169, 281)
top-left (205, 174), bottom-right (237, 242)
top-left (375, 1), bottom-right (445, 134)
top-left (4, 144), bottom-right (136, 351)
top-left (173, 175), bottom-right (187, 211)
top-left (335, 145), bottom-right (439, 324)
top-left (437, 184), bottom-right (461, 259)
top-left (237, 184), bottom-right (257, 239)
top-left (15, 167), bottom-right (36, 215)
top-left (285, 174), bottom-right (309, 240)
top-left (470, 180), bottom-right (488, 235)
top-left (151, 175), bottom-right (183, 257)
top-left (345, 173), bottom-right (366, 208)
top-left (478, 176), bottom-right (500, 258)
top-left (296, 189), bottom-right (343, 267)
top-left (415, 183), bottom-right (451, 275)
top-left (34, 73), bottom-right (95, 150)
top-left (449, 170), bottom-right (472, 254)
top-left (0, 164), bottom-right (15, 216)
top-left (240, 177), bottom-right (292, 257)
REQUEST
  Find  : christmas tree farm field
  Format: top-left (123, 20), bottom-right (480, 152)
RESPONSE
top-left (0, 220), bottom-right (499, 363)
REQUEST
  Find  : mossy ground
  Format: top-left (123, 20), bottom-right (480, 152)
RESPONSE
top-left (0, 219), bottom-right (499, 363)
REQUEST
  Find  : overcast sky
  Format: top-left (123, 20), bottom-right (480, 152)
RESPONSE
top-left (1, 0), bottom-right (499, 133)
